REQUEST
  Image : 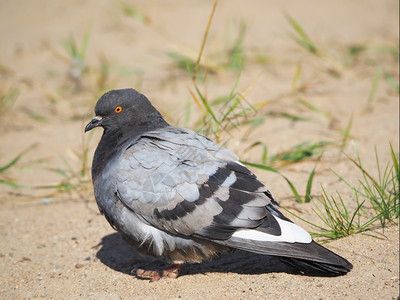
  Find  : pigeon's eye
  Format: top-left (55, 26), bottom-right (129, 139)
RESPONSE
top-left (114, 106), bottom-right (123, 114)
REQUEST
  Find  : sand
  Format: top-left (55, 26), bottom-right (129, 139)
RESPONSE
top-left (0, 1), bottom-right (398, 299)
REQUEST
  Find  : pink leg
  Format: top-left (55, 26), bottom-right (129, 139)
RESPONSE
top-left (136, 264), bottom-right (182, 281)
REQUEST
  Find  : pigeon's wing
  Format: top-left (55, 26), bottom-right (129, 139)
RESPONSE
top-left (115, 127), bottom-right (352, 273)
top-left (114, 127), bottom-right (283, 238)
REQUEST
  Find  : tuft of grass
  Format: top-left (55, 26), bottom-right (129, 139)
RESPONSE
top-left (239, 140), bottom-right (330, 204)
top-left (21, 108), bottom-right (48, 123)
top-left (97, 56), bottom-right (111, 91)
top-left (184, 0), bottom-right (268, 143)
top-left (119, 1), bottom-right (150, 24)
top-left (270, 141), bottom-right (332, 165)
top-left (225, 21), bottom-right (247, 70)
top-left (343, 44), bottom-right (366, 67)
top-left (284, 13), bottom-right (318, 55)
top-left (65, 30), bottom-right (91, 89)
top-left (241, 141), bottom-right (268, 165)
top-left (291, 62), bottom-right (302, 93)
top-left (168, 52), bottom-right (206, 79)
top-left (37, 132), bottom-right (93, 194)
top-left (169, 2), bottom-right (247, 75)
top-left (341, 144), bottom-right (399, 226)
top-left (384, 71), bottom-right (399, 94)
top-left (40, 156), bottom-right (90, 193)
top-left (348, 45), bottom-right (365, 57)
top-left (339, 114), bottom-right (353, 154)
top-left (296, 98), bottom-right (333, 120)
top-left (268, 112), bottom-right (309, 122)
top-left (284, 13), bottom-right (344, 77)
top-left (0, 87), bottom-right (19, 113)
top-left (0, 144), bottom-right (37, 188)
top-left (285, 186), bottom-right (382, 241)
top-left (241, 160), bottom-right (317, 204)
top-left (287, 144), bottom-right (399, 241)
top-left (190, 75), bottom-right (268, 143)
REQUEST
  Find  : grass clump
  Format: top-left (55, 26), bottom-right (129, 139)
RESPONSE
top-left (284, 13), bottom-right (344, 77)
top-left (189, 72), bottom-right (267, 143)
top-left (181, 0), bottom-right (267, 143)
top-left (38, 134), bottom-right (92, 195)
top-left (241, 140), bottom-right (332, 204)
top-left (169, 1), bottom-right (246, 75)
top-left (284, 13), bottom-right (318, 55)
top-left (269, 141), bottom-right (331, 164)
top-left (118, 0), bottom-right (150, 24)
top-left (341, 145), bottom-right (399, 226)
top-left (287, 144), bottom-right (399, 241)
top-left (383, 71), bottom-right (399, 94)
top-left (224, 21), bottom-right (247, 71)
top-left (0, 144), bottom-right (36, 188)
top-left (64, 30), bottom-right (91, 90)
top-left (291, 186), bottom-right (381, 241)
top-left (242, 160), bottom-right (317, 204)
top-left (0, 87), bottom-right (19, 113)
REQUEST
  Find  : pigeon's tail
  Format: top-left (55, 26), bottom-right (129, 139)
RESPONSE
top-left (222, 238), bottom-right (352, 275)
top-left (278, 241), bottom-right (353, 275)
top-left (279, 256), bottom-right (352, 275)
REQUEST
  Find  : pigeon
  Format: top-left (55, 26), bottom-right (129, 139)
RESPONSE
top-left (85, 88), bottom-right (352, 280)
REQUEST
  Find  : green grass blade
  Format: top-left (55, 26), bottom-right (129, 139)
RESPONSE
top-left (0, 179), bottom-right (24, 188)
top-left (261, 144), bottom-right (268, 165)
top-left (0, 144), bottom-right (37, 173)
top-left (271, 112), bottom-right (309, 122)
top-left (384, 72), bottom-right (399, 93)
top-left (119, 1), bottom-right (149, 23)
top-left (297, 98), bottom-right (332, 119)
top-left (226, 22), bottom-right (246, 70)
top-left (80, 29), bottom-right (91, 62)
top-left (194, 84), bottom-right (218, 123)
top-left (292, 62), bottom-right (302, 92)
top-left (240, 161), bottom-right (279, 174)
top-left (305, 166), bottom-right (316, 203)
top-left (282, 175), bottom-right (303, 203)
top-left (390, 143), bottom-right (399, 182)
top-left (273, 141), bottom-right (331, 163)
top-left (220, 72), bottom-right (242, 123)
top-left (49, 167), bottom-right (70, 179)
top-left (282, 206), bottom-right (327, 232)
top-left (367, 68), bottom-right (382, 105)
top-left (284, 13), bottom-right (318, 54)
top-left (0, 154), bottom-right (24, 173)
top-left (340, 114), bottom-right (353, 152)
top-left (193, 0), bottom-right (218, 76)
top-left (168, 52), bottom-right (197, 73)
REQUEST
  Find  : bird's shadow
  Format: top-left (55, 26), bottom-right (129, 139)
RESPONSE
top-left (95, 233), bottom-right (302, 278)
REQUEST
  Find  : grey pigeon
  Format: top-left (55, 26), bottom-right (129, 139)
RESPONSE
top-left (85, 88), bottom-right (352, 280)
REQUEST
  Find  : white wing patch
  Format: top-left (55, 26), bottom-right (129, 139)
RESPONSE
top-left (232, 216), bottom-right (312, 243)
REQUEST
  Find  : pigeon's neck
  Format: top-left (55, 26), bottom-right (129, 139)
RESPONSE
top-left (92, 119), bottom-right (169, 179)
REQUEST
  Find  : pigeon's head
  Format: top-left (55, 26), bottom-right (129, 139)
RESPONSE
top-left (85, 89), bottom-right (168, 133)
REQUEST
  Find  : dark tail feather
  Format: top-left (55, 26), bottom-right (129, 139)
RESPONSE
top-left (280, 257), bottom-right (352, 276)
top-left (221, 238), bottom-right (352, 275)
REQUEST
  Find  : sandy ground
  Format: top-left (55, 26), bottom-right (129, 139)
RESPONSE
top-left (0, 1), bottom-right (399, 299)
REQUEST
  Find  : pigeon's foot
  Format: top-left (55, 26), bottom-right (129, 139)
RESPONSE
top-left (136, 264), bottom-right (182, 282)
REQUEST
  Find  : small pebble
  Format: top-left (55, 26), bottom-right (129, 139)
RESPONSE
top-left (40, 198), bottom-right (52, 205)
top-left (19, 257), bottom-right (31, 262)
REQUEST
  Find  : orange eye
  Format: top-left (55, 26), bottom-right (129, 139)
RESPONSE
top-left (114, 106), bottom-right (122, 113)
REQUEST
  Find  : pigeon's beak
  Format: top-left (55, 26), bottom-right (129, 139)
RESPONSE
top-left (85, 116), bottom-right (103, 132)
